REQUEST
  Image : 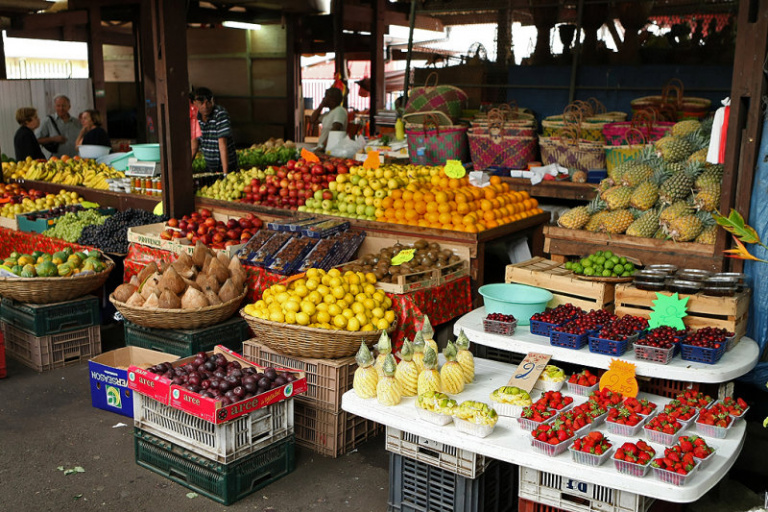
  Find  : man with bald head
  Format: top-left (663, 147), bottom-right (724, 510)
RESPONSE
top-left (37, 94), bottom-right (81, 157)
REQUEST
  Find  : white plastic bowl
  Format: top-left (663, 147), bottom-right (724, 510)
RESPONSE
top-left (79, 145), bottom-right (111, 159)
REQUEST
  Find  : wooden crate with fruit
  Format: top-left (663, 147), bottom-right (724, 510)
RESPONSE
top-left (614, 283), bottom-right (750, 343)
top-left (505, 257), bottom-right (615, 312)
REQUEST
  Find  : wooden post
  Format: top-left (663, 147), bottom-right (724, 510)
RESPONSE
top-left (369, 0), bottom-right (386, 133)
top-left (332, 0), bottom-right (345, 82)
top-left (87, 4), bottom-right (107, 128)
top-left (150, 0), bottom-right (194, 217)
top-left (0, 31), bottom-right (7, 80)
top-left (718, 0), bottom-right (768, 272)
top-left (285, 14), bottom-right (302, 142)
top-left (496, 7), bottom-right (512, 66)
top-left (137, 0), bottom-right (158, 143)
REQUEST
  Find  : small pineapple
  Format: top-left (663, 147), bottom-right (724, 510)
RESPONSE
top-left (671, 119), bottom-right (701, 137)
top-left (687, 147), bottom-right (708, 164)
top-left (621, 163), bottom-right (654, 188)
top-left (585, 210), bottom-right (611, 232)
top-left (657, 136), bottom-right (694, 163)
top-left (374, 330), bottom-right (392, 378)
top-left (630, 168), bottom-right (666, 211)
top-left (602, 185), bottom-right (634, 211)
top-left (440, 342), bottom-right (465, 394)
top-left (454, 329), bottom-right (474, 384)
top-left (666, 161), bottom-right (686, 175)
top-left (353, 341), bottom-right (378, 399)
top-left (695, 224), bottom-right (717, 244)
top-left (695, 164), bottom-right (724, 189)
top-left (626, 209), bottom-right (660, 238)
top-left (420, 315), bottom-right (439, 354)
top-left (694, 182), bottom-right (721, 212)
top-left (659, 200), bottom-right (695, 229)
top-left (412, 331), bottom-right (426, 373)
top-left (601, 209), bottom-right (635, 234)
top-left (395, 338), bottom-right (419, 397)
top-left (376, 354), bottom-right (402, 406)
top-left (665, 213), bottom-right (705, 242)
top-left (417, 346), bottom-right (442, 396)
top-left (558, 197), bottom-right (605, 230)
top-left (659, 162), bottom-right (704, 204)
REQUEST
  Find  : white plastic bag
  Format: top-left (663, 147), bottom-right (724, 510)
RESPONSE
top-left (330, 135), bottom-right (366, 158)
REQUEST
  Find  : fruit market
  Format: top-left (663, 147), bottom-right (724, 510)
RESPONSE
top-left (1, 1), bottom-right (768, 511)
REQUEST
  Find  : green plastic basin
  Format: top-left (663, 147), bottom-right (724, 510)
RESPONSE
top-left (131, 143), bottom-right (161, 162)
top-left (478, 283), bottom-right (553, 326)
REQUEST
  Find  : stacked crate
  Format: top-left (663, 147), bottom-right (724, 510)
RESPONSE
top-left (123, 316), bottom-right (249, 357)
top-left (1, 295), bottom-right (101, 372)
top-left (0, 328), bottom-right (6, 378)
top-left (243, 339), bottom-right (381, 457)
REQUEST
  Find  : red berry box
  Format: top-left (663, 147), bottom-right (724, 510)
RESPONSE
top-left (570, 432), bottom-right (613, 467)
top-left (613, 440), bottom-right (655, 477)
top-left (633, 342), bottom-right (678, 365)
top-left (483, 314), bottom-right (518, 336)
top-left (588, 335), bottom-right (635, 356)
top-left (721, 396), bottom-right (749, 420)
top-left (566, 369), bottom-right (599, 396)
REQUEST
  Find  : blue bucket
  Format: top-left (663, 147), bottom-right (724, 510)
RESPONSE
top-left (478, 283), bottom-right (553, 326)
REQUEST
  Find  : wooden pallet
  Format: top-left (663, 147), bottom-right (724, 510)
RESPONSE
top-left (614, 283), bottom-right (750, 344)
top-left (505, 257), bottom-right (615, 312)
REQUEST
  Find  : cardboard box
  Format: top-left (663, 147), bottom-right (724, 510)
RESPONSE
top-left (127, 222), bottom-right (245, 257)
top-left (89, 346), bottom-right (173, 418)
top-left (128, 345), bottom-right (307, 424)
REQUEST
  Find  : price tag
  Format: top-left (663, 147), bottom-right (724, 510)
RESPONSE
top-left (599, 359), bottom-right (639, 398)
top-left (80, 201), bottom-right (100, 209)
top-left (648, 292), bottom-right (688, 330)
top-left (363, 151), bottom-right (381, 169)
top-left (507, 352), bottom-right (551, 393)
top-left (301, 148), bottom-right (320, 163)
top-left (153, 201), bottom-right (163, 216)
top-left (444, 160), bottom-right (466, 179)
top-left (390, 248), bottom-right (415, 266)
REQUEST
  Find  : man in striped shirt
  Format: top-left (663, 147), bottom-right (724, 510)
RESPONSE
top-left (190, 87), bottom-right (238, 174)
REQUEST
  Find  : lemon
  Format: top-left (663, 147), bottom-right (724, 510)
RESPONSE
top-left (327, 303), bottom-right (342, 317)
top-left (317, 311), bottom-right (331, 324)
top-left (328, 268), bottom-right (341, 278)
top-left (333, 315), bottom-right (347, 329)
top-left (276, 292), bottom-right (291, 304)
top-left (349, 284), bottom-right (361, 296)
top-left (384, 297), bottom-right (393, 309)
top-left (335, 299), bottom-right (348, 310)
top-left (363, 298), bottom-right (376, 311)
top-left (372, 291), bottom-right (386, 304)
top-left (364, 283), bottom-right (377, 295)
top-left (295, 312), bottom-right (310, 326)
top-left (365, 272), bottom-right (377, 284)
top-left (305, 278), bottom-right (319, 291)
top-left (329, 276), bottom-right (343, 288)
top-left (300, 301), bottom-right (316, 316)
top-left (343, 293), bottom-right (355, 305)
top-left (316, 302), bottom-right (329, 312)
top-left (321, 275), bottom-right (332, 286)
top-left (294, 285), bottom-right (309, 298)
top-left (344, 272), bottom-right (360, 285)
top-left (284, 300), bottom-right (300, 313)
top-left (254, 300), bottom-right (266, 309)
top-left (272, 284), bottom-right (287, 294)
top-left (355, 312), bottom-right (368, 326)
top-left (371, 307), bottom-right (384, 319)
top-left (362, 324), bottom-right (375, 331)
top-left (342, 308), bottom-right (355, 320)
top-left (332, 286), bottom-right (346, 299)
top-left (351, 302), bottom-right (366, 315)
top-left (285, 311), bottom-right (297, 324)
top-left (317, 284), bottom-right (330, 297)
top-left (292, 278), bottom-right (306, 288)
top-left (306, 268), bottom-right (320, 280)
top-left (244, 304), bottom-right (256, 316)
top-left (346, 317), bottom-right (361, 331)
top-left (269, 310), bottom-right (285, 323)
top-left (377, 318), bottom-right (390, 330)
top-left (355, 293), bottom-right (368, 303)
top-left (385, 310), bottom-right (396, 323)
top-left (323, 294), bottom-right (336, 305)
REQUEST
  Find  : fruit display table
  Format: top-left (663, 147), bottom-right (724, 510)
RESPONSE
top-left (341, 357), bottom-right (747, 503)
top-left (0, 227), bottom-right (94, 257)
top-left (453, 307), bottom-right (760, 383)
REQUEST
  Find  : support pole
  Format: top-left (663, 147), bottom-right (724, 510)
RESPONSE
top-left (87, 5), bottom-right (107, 127)
top-left (496, 7), bottom-right (512, 67)
top-left (403, 0), bottom-right (417, 104)
top-left (370, 0), bottom-right (386, 133)
top-left (568, 0), bottom-right (584, 104)
top-left (285, 14), bottom-right (302, 142)
top-left (0, 32), bottom-right (7, 80)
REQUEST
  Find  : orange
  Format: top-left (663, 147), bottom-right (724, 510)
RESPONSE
top-left (439, 177), bottom-right (449, 189)
top-left (454, 192), bottom-right (467, 203)
top-left (518, 191), bottom-right (530, 199)
top-left (491, 198), bottom-right (501, 209)
top-left (485, 219), bottom-right (499, 229)
top-left (462, 214), bottom-right (477, 226)
top-left (523, 199), bottom-right (533, 211)
top-left (426, 201), bottom-right (439, 213)
top-left (422, 191), bottom-right (435, 203)
top-left (393, 199), bottom-right (404, 210)
top-left (483, 210), bottom-right (496, 222)
top-left (402, 190), bottom-right (413, 201)
top-left (435, 191), bottom-right (449, 203)
top-left (448, 178), bottom-right (461, 189)
top-left (441, 223), bottom-right (454, 230)
top-left (381, 197), bottom-right (394, 209)
top-left (484, 187), bottom-right (497, 200)
top-left (405, 209), bottom-right (418, 221)
top-left (457, 202), bottom-right (470, 214)
top-left (501, 183), bottom-right (510, 192)
top-left (470, 188), bottom-right (483, 200)
top-left (426, 211), bottom-right (440, 224)
top-left (437, 203), bottom-right (451, 214)
top-left (415, 201), bottom-right (427, 214)
top-left (391, 189), bottom-right (403, 200)
top-left (413, 191), bottom-right (424, 203)
top-left (489, 175), bottom-right (501, 186)
top-left (463, 224), bottom-right (479, 233)
top-left (385, 208), bottom-right (396, 219)
top-left (480, 199), bottom-right (492, 212)
top-left (430, 175), bottom-right (441, 186)
top-left (437, 212), bottom-right (452, 224)
top-left (395, 209), bottom-right (406, 220)
top-left (417, 219), bottom-right (430, 227)
top-left (452, 214), bottom-right (464, 225)
top-left (404, 200), bottom-right (415, 212)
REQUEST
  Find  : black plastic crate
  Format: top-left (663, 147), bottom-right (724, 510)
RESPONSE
top-left (123, 316), bottom-right (249, 357)
top-left (0, 295), bottom-right (100, 336)
top-left (388, 453), bottom-right (517, 512)
top-left (134, 428), bottom-right (295, 505)
top-left (473, 345), bottom-right (524, 366)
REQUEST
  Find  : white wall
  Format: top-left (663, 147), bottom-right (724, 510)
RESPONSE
top-left (0, 79), bottom-right (93, 159)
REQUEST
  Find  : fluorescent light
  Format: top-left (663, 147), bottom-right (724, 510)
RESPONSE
top-left (222, 21), bottom-right (262, 31)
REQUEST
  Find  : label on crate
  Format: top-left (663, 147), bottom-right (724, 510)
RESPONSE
top-left (507, 352), bottom-right (551, 392)
top-left (127, 367), bottom-right (171, 403)
top-left (560, 477), bottom-right (594, 498)
top-left (599, 359), bottom-right (638, 398)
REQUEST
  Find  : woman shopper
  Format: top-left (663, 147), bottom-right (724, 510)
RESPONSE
top-left (76, 109), bottom-right (111, 149)
top-left (13, 107), bottom-right (45, 161)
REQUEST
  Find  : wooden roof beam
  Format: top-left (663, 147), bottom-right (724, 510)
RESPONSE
top-left (343, 4), bottom-right (443, 33)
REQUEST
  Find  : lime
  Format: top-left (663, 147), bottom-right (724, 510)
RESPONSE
top-left (602, 269), bottom-right (612, 277)
top-left (604, 260), bottom-right (615, 270)
top-left (581, 258), bottom-right (592, 267)
top-left (625, 262), bottom-right (635, 271)
top-left (565, 261), bottom-right (573, 270)
top-left (619, 257), bottom-right (627, 264)
top-left (621, 271), bottom-right (631, 277)
top-left (573, 263), bottom-right (584, 274)
top-left (595, 256), bottom-right (606, 265)
top-left (604, 250), bottom-right (614, 259)
top-left (594, 266), bottom-right (604, 274)
top-left (584, 267), bottom-right (595, 276)
top-left (595, 250), bottom-right (603, 257)
top-left (613, 264), bottom-right (624, 274)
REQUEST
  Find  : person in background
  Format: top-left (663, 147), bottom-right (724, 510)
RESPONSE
top-left (190, 87), bottom-right (237, 174)
top-left (310, 87), bottom-right (348, 153)
top-left (36, 94), bottom-right (81, 157)
top-left (75, 109), bottom-right (111, 149)
top-left (14, 107), bottom-right (45, 161)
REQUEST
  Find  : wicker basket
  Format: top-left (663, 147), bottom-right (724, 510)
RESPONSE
top-left (0, 258), bottom-right (114, 304)
top-left (240, 311), bottom-right (397, 359)
top-left (110, 289), bottom-right (246, 329)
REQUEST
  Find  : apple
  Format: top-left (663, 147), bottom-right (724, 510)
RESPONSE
top-left (186, 231), bottom-right (195, 241)
top-left (160, 230), bottom-right (173, 240)
top-left (321, 199), bottom-right (333, 210)
top-left (199, 208), bottom-right (212, 218)
top-left (197, 225), bottom-right (208, 236)
top-left (167, 218), bottom-right (179, 228)
top-left (322, 190), bottom-right (333, 200)
top-left (337, 164), bottom-right (349, 174)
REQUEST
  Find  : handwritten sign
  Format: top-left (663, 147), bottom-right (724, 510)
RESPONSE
top-left (81, 201), bottom-right (99, 209)
top-left (301, 148), bottom-right (320, 163)
top-left (599, 359), bottom-right (638, 398)
top-left (648, 292), bottom-right (688, 330)
top-left (391, 249), bottom-right (415, 266)
top-left (153, 201), bottom-right (163, 215)
top-left (507, 352), bottom-right (551, 393)
top-left (444, 160), bottom-right (466, 179)
top-left (363, 151), bottom-right (381, 169)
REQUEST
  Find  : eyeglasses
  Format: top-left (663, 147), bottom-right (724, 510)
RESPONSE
top-left (194, 96), bottom-right (213, 103)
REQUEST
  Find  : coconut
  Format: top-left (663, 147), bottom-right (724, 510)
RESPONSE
top-left (176, 252), bottom-right (194, 269)
top-left (137, 262), bottom-right (158, 284)
top-left (216, 251), bottom-right (231, 270)
top-left (204, 287), bottom-right (223, 306)
top-left (144, 293), bottom-right (160, 309)
top-left (140, 273), bottom-right (161, 300)
top-left (159, 266), bottom-right (186, 295)
top-left (196, 272), bottom-right (219, 293)
top-left (218, 278), bottom-right (239, 303)
top-left (228, 258), bottom-right (246, 290)
top-left (129, 275), bottom-right (140, 287)
top-left (181, 286), bottom-right (209, 309)
top-left (202, 253), bottom-right (213, 275)
top-left (182, 277), bottom-right (200, 292)
top-left (158, 289), bottom-right (182, 309)
top-left (208, 257), bottom-right (230, 284)
top-left (126, 292), bottom-right (145, 307)
top-left (113, 283), bottom-right (137, 303)
top-left (192, 241), bottom-right (208, 269)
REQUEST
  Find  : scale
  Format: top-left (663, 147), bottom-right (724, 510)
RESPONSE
top-left (125, 157), bottom-right (161, 178)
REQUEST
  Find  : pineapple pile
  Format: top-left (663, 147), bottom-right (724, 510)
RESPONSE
top-left (558, 119), bottom-right (721, 243)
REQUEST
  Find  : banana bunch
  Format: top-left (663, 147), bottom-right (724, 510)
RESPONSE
top-left (4, 158), bottom-right (124, 189)
top-left (83, 169), bottom-right (110, 189)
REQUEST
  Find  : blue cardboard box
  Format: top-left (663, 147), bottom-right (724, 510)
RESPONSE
top-left (89, 347), bottom-right (173, 418)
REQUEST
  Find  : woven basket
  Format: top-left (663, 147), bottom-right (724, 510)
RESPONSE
top-left (110, 289), bottom-right (246, 329)
top-left (240, 310), bottom-right (397, 359)
top-left (0, 258), bottom-right (114, 304)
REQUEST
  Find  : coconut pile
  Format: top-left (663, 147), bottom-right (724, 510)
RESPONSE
top-left (112, 241), bottom-right (247, 309)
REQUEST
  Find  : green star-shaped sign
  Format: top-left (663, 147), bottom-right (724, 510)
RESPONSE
top-left (648, 292), bottom-right (689, 330)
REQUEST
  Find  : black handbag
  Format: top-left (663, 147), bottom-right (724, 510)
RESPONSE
top-left (42, 115), bottom-right (60, 153)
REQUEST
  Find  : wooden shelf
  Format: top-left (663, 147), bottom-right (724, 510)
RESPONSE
top-left (503, 177), bottom-right (597, 201)
top-left (20, 180), bottom-right (160, 212)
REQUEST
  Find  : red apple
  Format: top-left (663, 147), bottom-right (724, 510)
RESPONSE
top-left (167, 218), bottom-right (179, 228)
top-left (322, 190), bottom-right (333, 200)
top-left (186, 231), bottom-right (195, 241)
top-left (199, 208), bottom-right (212, 218)
top-left (204, 217), bottom-right (216, 227)
top-left (226, 229), bottom-right (239, 240)
top-left (160, 230), bottom-right (173, 240)
top-left (226, 218), bottom-right (238, 229)
top-left (197, 225), bottom-right (207, 236)
top-left (337, 164), bottom-right (349, 174)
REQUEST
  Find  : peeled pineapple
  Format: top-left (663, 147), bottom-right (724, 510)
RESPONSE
top-left (490, 386), bottom-right (532, 406)
top-left (453, 400), bottom-right (498, 426)
top-left (440, 342), bottom-right (465, 394)
top-left (417, 391), bottom-right (456, 415)
top-left (454, 329), bottom-right (474, 384)
top-left (374, 330), bottom-right (392, 378)
top-left (376, 353), bottom-right (402, 406)
top-left (352, 341), bottom-right (378, 399)
top-left (412, 331), bottom-right (426, 373)
top-left (395, 338), bottom-right (419, 397)
top-left (417, 346), bottom-right (442, 396)
top-left (420, 315), bottom-right (439, 354)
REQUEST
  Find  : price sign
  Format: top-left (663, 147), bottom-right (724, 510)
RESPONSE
top-left (648, 292), bottom-right (688, 330)
top-left (599, 359), bottom-right (639, 398)
top-left (444, 160), bottom-right (466, 179)
top-left (363, 151), bottom-right (381, 169)
top-left (81, 201), bottom-right (99, 209)
top-left (301, 148), bottom-right (320, 163)
top-left (507, 352), bottom-right (551, 392)
top-left (153, 201), bottom-right (163, 215)
top-left (391, 248), bottom-right (415, 266)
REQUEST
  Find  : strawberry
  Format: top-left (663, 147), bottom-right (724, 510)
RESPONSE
top-left (589, 388), bottom-right (624, 409)
top-left (572, 431), bottom-right (612, 456)
top-left (697, 403), bottom-right (733, 429)
top-left (644, 412), bottom-right (683, 436)
top-left (623, 397), bottom-right (657, 416)
top-left (722, 396), bottom-right (748, 417)
top-left (676, 390), bottom-right (714, 409)
top-left (535, 390), bottom-right (574, 411)
top-left (614, 440), bottom-right (655, 466)
top-left (569, 369), bottom-right (598, 387)
top-left (531, 419), bottom-right (574, 450)
top-left (663, 401), bottom-right (698, 422)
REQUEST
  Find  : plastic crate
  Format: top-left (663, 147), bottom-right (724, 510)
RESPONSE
top-left (636, 377), bottom-right (701, 399)
top-left (588, 335), bottom-right (633, 356)
top-left (652, 464), bottom-right (698, 486)
top-left (531, 438), bottom-right (572, 457)
top-left (614, 458), bottom-right (652, 478)
top-left (242, 339), bottom-right (356, 412)
top-left (473, 345), bottom-right (524, 365)
top-left (695, 419), bottom-right (733, 439)
top-left (483, 318), bottom-right (518, 336)
top-left (642, 425), bottom-right (681, 446)
top-left (134, 428), bottom-right (295, 506)
top-left (679, 342), bottom-right (726, 365)
top-left (0, 330), bottom-right (5, 379)
top-left (124, 317), bottom-right (249, 357)
top-left (132, 393), bottom-right (293, 464)
top-left (385, 426), bottom-right (489, 479)
top-left (0, 295), bottom-right (100, 336)
top-left (565, 381), bottom-right (599, 396)
top-left (519, 466), bottom-right (655, 512)
top-left (605, 416), bottom-right (647, 437)
top-left (633, 343), bottom-right (678, 365)
top-left (568, 445), bottom-right (614, 467)
top-left (2, 322), bottom-right (101, 372)
top-left (293, 400), bottom-right (381, 458)
top-left (530, 319), bottom-right (561, 337)
top-left (388, 453), bottom-right (517, 512)
top-left (550, 330), bottom-right (589, 350)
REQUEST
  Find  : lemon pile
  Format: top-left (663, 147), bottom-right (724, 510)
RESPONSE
top-left (244, 268), bottom-right (396, 332)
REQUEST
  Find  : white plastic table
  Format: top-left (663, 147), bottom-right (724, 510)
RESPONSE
top-left (453, 307), bottom-right (759, 383)
top-left (341, 358), bottom-right (746, 503)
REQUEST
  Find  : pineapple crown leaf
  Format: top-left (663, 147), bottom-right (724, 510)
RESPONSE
top-left (382, 353), bottom-right (397, 376)
top-left (443, 341), bottom-right (458, 361)
top-left (355, 341), bottom-right (374, 367)
top-left (412, 330), bottom-right (425, 352)
top-left (455, 329), bottom-right (471, 350)
top-left (421, 315), bottom-right (434, 339)
top-left (423, 346), bottom-right (438, 369)
top-left (588, 195), bottom-right (607, 214)
top-left (400, 338), bottom-right (414, 361)
top-left (377, 330), bottom-right (392, 354)
top-left (697, 210), bottom-right (716, 226)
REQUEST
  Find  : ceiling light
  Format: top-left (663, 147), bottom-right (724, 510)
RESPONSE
top-left (222, 21), bottom-right (262, 31)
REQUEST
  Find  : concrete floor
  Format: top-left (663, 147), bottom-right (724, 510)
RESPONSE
top-left (1, 323), bottom-right (767, 512)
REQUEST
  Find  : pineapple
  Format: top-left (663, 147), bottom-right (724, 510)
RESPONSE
top-left (695, 165), bottom-right (724, 189)
top-left (671, 119), bottom-right (701, 137)
top-left (687, 147), bottom-right (708, 164)
top-left (656, 136), bottom-right (694, 163)
top-left (353, 341), bottom-right (378, 399)
top-left (558, 205), bottom-right (590, 230)
top-left (417, 346), bottom-right (442, 396)
top-left (601, 209), bottom-right (634, 234)
top-left (630, 168), bottom-right (666, 211)
top-left (658, 162), bottom-right (704, 204)
top-left (602, 185), bottom-right (634, 211)
top-left (412, 331), bottom-right (426, 373)
top-left (665, 214), bottom-right (705, 242)
top-left (696, 224), bottom-right (718, 244)
top-left (694, 182), bottom-right (721, 212)
top-left (454, 329), bottom-right (474, 384)
top-left (626, 209), bottom-right (660, 238)
top-left (395, 338), bottom-right (419, 397)
top-left (374, 330), bottom-right (392, 378)
top-left (440, 342), bottom-right (465, 394)
top-left (659, 200), bottom-right (695, 229)
top-left (585, 210), bottom-right (611, 232)
top-left (621, 163), bottom-right (654, 188)
top-left (666, 161), bottom-right (686, 175)
top-left (420, 315), bottom-right (439, 354)
top-left (653, 227), bottom-right (668, 239)
top-left (376, 354), bottom-right (402, 406)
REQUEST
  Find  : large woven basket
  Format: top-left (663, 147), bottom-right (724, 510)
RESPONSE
top-left (0, 257), bottom-right (114, 304)
top-left (110, 289), bottom-right (246, 329)
top-left (240, 310), bottom-right (397, 359)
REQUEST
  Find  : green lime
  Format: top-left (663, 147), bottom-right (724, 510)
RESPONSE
top-left (602, 269), bottom-right (612, 277)
top-left (594, 266), bottom-right (604, 274)
top-left (621, 271), bottom-right (631, 277)
top-left (595, 256), bottom-right (606, 265)
top-left (613, 264), bottom-right (624, 274)
top-left (604, 250), bottom-right (614, 259)
top-left (584, 267), bottom-right (595, 276)
top-left (625, 262), bottom-right (635, 271)
top-left (611, 256), bottom-right (620, 264)
top-left (581, 258), bottom-right (592, 267)
top-left (595, 250), bottom-right (603, 257)
top-left (619, 257), bottom-right (627, 264)
top-left (565, 261), bottom-right (573, 270)
top-left (573, 263), bottom-right (584, 273)
top-left (604, 260), bottom-right (615, 270)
